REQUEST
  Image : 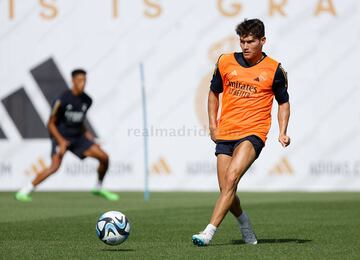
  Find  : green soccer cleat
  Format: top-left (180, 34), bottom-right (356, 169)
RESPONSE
top-left (15, 192), bottom-right (32, 202)
top-left (91, 189), bottom-right (119, 201)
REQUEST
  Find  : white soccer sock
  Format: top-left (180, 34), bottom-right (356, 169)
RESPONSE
top-left (95, 180), bottom-right (103, 190)
top-left (204, 224), bottom-right (217, 239)
top-left (237, 212), bottom-right (249, 225)
top-left (19, 183), bottom-right (34, 195)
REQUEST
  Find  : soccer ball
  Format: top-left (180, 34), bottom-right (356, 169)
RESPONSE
top-left (96, 211), bottom-right (131, 245)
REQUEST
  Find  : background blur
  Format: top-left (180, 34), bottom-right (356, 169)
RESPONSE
top-left (0, 0), bottom-right (359, 191)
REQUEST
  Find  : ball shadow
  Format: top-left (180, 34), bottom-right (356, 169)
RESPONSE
top-left (101, 248), bottom-right (135, 252)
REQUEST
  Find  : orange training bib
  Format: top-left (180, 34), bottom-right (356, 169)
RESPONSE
top-left (216, 53), bottom-right (279, 143)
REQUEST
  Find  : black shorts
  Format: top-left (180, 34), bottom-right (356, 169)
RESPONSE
top-left (51, 134), bottom-right (94, 159)
top-left (215, 135), bottom-right (264, 159)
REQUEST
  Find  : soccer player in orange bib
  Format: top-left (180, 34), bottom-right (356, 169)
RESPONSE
top-left (192, 19), bottom-right (291, 246)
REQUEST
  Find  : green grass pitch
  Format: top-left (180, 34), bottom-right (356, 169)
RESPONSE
top-left (0, 192), bottom-right (359, 259)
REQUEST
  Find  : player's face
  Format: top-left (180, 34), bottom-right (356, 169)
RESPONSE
top-left (72, 74), bottom-right (86, 94)
top-left (240, 34), bottom-right (266, 61)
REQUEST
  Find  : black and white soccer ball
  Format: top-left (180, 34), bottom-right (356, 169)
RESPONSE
top-left (96, 211), bottom-right (131, 245)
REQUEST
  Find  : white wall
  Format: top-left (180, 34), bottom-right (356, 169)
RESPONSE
top-left (0, 0), bottom-right (359, 191)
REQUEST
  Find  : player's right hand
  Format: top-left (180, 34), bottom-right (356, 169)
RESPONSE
top-left (58, 139), bottom-right (70, 156)
top-left (278, 134), bottom-right (291, 147)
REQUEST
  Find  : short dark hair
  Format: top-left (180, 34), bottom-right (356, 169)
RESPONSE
top-left (71, 69), bottom-right (87, 78)
top-left (235, 18), bottom-right (265, 39)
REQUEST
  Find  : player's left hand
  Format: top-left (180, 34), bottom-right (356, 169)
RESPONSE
top-left (209, 127), bottom-right (217, 143)
top-left (278, 134), bottom-right (291, 147)
top-left (85, 131), bottom-right (95, 141)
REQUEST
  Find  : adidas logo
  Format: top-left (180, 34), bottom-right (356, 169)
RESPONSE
top-left (151, 157), bottom-right (171, 175)
top-left (269, 157), bottom-right (294, 176)
top-left (254, 73), bottom-right (267, 82)
top-left (25, 158), bottom-right (47, 176)
top-left (0, 58), bottom-right (96, 139)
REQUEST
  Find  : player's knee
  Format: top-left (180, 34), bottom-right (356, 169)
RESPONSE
top-left (103, 153), bottom-right (109, 164)
top-left (49, 159), bottom-right (61, 172)
top-left (224, 172), bottom-right (239, 192)
top-left (49, 163), bottom-right (60, 174)
top-left (45, 166), bottom-right (58, 177)
top-left (100, 153), bottom-right (109, 165)
top-left (224, 179), bottom-right (236, 191)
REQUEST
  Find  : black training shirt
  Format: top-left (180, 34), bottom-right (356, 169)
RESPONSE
top-left (50, 90), bottom-right (92, 138)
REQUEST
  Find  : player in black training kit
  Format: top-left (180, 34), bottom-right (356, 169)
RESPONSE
top-left (16, 69), bottom-right (119, 202)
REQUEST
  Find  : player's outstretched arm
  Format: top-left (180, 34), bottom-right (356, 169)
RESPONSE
top-left (208, 90), bottom-right (219, 143)
top-left (277, 101), bottom-right (291, 147)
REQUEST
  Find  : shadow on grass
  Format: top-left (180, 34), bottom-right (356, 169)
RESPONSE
top-left (101, 248), bottom-right (135, 252)
top-left (232, 238), bottom-right (312, 245)
top-left (211, 238), bottom-right (312, 246)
